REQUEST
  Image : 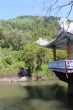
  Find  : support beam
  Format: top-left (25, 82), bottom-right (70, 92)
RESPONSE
top-left (67, 38), bottom-right (71, 60)
top-left (53, 47), bottom-right (56, 61)
top-left (68, 74), bottom-right (73, 95)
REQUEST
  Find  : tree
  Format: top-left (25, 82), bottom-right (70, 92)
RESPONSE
top-left (47, 0), bottom-right (73, 18)
top-left (23, 42), bottom-right (36, 76)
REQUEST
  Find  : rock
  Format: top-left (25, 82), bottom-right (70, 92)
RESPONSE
top-left (18, 76), bottom-right (29, 81)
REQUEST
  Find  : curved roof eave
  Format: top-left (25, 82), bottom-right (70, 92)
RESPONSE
top-left (47, 31), bottom-right (73, 50)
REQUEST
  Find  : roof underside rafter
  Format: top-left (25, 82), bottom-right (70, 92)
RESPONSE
top-left (47, 31), bottom-right (73, 50)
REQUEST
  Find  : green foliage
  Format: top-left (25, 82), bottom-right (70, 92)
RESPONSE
top-left (0, 16), bottom-right (66, 77)
top-left (56, 50), bottom-right (66, 60)
top-left (41, 64), bottom-right (56, 79)
top-left (3, 56), bottom-right (13, 65)
top-left (22, 42), bottom-right (53, 77)
top-left (0, 16), bottom-right (60, 50)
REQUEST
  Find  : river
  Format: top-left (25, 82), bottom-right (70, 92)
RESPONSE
top-left (0, 80), bottom-right (73, 110)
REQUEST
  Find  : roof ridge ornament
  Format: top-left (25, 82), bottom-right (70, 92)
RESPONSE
top-left (59, 18), bottom-right (73, 34)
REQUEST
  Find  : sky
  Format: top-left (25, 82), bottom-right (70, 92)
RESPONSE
top-left (0, 0), bottom-right (73, 20)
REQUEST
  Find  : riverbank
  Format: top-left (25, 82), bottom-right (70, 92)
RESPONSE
top-left (0, 76), bottom-right (48, 82)
top-left (0, 71), bottom-right (57, 82)
top-left (0, 75), bottom-right (57, 82)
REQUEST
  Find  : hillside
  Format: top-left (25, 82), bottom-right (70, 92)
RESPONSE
top-left (0, 16), bottom-right (60, 49)
top-left (0, 16), bottom-right (66, 77)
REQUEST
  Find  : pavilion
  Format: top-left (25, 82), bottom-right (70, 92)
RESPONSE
top-left (37, 30), bottom-right (73, 95)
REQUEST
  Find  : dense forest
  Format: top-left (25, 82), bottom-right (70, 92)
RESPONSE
top-left (0, 16), bottom-right (66, 77)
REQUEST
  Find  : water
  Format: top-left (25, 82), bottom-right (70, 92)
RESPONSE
top-left (0, 80), bottom-right (73, 110)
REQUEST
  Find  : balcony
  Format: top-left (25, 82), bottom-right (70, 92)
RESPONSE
top-left (49, 60), bottom-right (73, 73)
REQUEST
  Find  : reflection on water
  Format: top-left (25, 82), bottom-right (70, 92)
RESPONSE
top-left (0, 80), bottom-right (73, 110)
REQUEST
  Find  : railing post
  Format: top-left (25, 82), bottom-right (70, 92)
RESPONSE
top-left (53, 47), bottom-right (56, 61)
top-left (67, 38), bottom-right (71, 60)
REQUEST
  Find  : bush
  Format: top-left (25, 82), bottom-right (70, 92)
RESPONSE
top-left (3, 56), bottom-right (13, 65)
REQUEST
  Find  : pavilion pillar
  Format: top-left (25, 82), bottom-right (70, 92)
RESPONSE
top-left (67, 38), bottom-right (71, 60)
top-left (68, 74), bottom-right (73, 95)
top-left (66, 38), bottom-right (73, 95)
top-left (53, 47), bottom-right (56, 61)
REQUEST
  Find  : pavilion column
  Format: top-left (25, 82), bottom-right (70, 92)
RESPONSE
top-left (67, 38), bottom-right (71, 60)
top-left (66, 38), bottom-right (73, 95)
top-left (53, 47), bottom-right (56, 61)
top-left (68, 74), bottom-right (73, 95)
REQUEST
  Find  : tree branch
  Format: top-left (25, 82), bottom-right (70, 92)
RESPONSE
top-left (66, 3), bottom-right (73, 18)
top-left (47, 0), bottom-right (59, 15)
top-left (47, 0), bottom-right (73, 18)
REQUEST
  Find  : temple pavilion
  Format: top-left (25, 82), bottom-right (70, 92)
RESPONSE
top-left (37, 30), bottom-right (73, 95)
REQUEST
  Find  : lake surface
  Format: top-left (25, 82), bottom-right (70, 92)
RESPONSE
top-left (0, 80), bottom-right (73, 110)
